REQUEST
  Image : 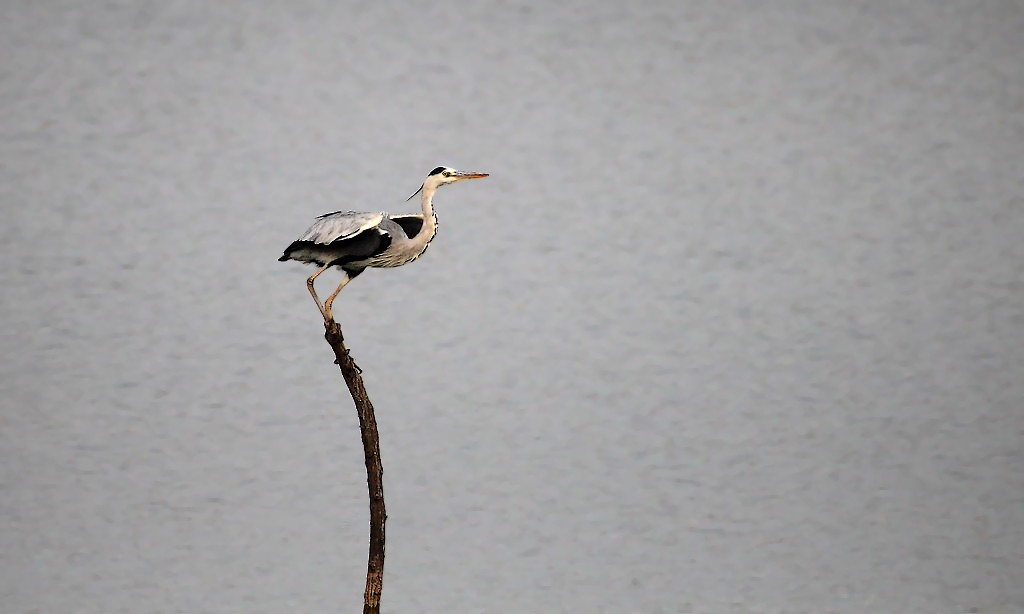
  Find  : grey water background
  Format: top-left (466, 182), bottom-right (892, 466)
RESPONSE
top-left (2, 1), bottom-right (1022, 612)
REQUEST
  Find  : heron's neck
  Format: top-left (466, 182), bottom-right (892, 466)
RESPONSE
top-left (417, 184), bottom-right (439, 245)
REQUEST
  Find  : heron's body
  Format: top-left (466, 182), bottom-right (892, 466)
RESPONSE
top-left (279, 212), bottom-right (432, 270)
top-left (279, 166), bottom-right (488, 321)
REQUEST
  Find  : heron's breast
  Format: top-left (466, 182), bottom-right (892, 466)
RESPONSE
top-left (368, 253), bottom-right (415, 268)
top-left (375, 220), bottom-right (437, 267)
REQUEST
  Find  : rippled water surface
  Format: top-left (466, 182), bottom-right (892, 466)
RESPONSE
top-left (2, 2), bottom-right (1022, 612)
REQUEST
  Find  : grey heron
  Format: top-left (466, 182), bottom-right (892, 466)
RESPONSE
top-left (279, 166), bottom-right (489, 321)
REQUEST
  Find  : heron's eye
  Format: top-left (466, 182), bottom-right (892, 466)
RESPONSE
top-left (442, 171), bottom-right (452, 177)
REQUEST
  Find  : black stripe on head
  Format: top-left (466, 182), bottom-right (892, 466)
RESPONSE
top-left (428, 166), bottom-right (447, 176)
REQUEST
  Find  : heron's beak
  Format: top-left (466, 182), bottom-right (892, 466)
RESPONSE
top-left (454, 171), bottom-right (489, 181)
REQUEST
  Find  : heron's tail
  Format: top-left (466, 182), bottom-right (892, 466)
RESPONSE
top-left (278, 241), bottom-right (301, 261)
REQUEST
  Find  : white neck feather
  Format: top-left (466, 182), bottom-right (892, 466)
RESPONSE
top-left (411, 183), bottom-right (439, 254)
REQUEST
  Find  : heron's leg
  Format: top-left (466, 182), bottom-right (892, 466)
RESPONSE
top-left (306, 263), bottom-right (332, 319)
top-left (322, 273), bottom-right (353, 322)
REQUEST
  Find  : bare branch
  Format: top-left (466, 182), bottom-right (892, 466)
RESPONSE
top-left (324, 320), bottom-right (386, 614)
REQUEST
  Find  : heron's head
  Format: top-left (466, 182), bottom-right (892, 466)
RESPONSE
top-left (409, 166), bottom-right (489, 200)
top-left (428, 166), bottom-right (489, 187)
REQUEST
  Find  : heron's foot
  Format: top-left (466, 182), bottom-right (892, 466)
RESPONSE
top-left (323, 316), bottom-right (344, 342)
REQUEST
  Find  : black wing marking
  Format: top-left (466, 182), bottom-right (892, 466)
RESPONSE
top-left (390, 214), bottom-right (425, 239)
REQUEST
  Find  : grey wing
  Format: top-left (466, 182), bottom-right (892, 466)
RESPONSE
top-left (278, 210), bottom-right (388, 264)
top-left (298, 210), bottom-right (385, 244)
